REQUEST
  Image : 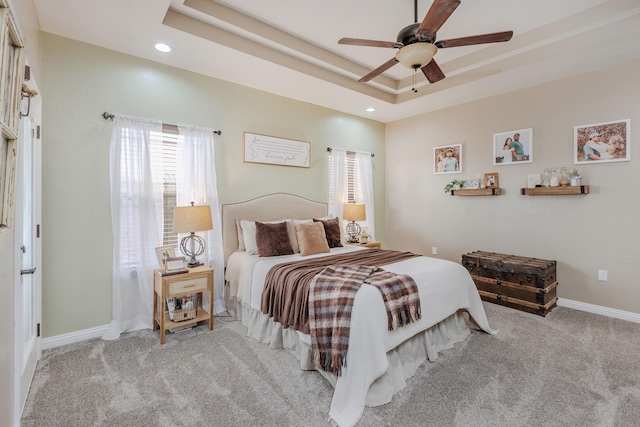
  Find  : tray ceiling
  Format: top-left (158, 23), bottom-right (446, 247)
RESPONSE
top-left (34, 0), bottom-right (640, 122)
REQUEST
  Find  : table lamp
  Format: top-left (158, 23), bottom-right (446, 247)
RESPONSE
top-left (172, 202), bottom-right (213, 268)
top-left (343, 202), bottom-right (366, 243)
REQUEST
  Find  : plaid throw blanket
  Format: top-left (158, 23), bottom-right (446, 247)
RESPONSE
top-left (261, 249), bottom-right (421, 334)
top-left (309, 264), bottom-right (421, 376)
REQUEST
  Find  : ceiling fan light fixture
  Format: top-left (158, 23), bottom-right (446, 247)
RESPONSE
top-left (395, 43), bottom-right (438, 69)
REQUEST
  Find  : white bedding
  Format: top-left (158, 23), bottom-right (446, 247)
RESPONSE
top-left (226, 247), bottom-right (495, 427)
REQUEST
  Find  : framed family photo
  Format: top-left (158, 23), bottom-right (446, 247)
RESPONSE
top-left (574, 119), bottom-right (630, 164)
top-left (484, 172), bottom-right (499, 189)
top-left (493, 128), bottom-right (533, 165)
top-left (434, 144), bottom-right (462, 174)
top-left (155, 246), bottom-right (176, 269)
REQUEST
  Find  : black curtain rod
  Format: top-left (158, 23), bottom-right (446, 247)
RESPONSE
top-left (327, 147), bottom-right (375, 157)
top-left (101, 112), bottom-right (222, 135)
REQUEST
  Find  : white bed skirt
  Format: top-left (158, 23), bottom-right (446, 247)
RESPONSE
top-left (232, 299), bottom-right (471, 407)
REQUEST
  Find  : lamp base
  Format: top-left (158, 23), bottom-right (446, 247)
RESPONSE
top-left (345, 221), bottom-right (361, 244)
top-left (180, 233), bottom-right (206, 269)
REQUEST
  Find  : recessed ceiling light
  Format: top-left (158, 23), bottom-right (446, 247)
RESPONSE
top-left (366, 107), bottom-right (376, 112)
top-left (154, 43), bottom-right (171, 53)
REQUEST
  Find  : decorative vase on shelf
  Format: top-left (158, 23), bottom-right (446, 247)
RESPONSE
top-left (559, 167), bottom-right (570, 186)
top-left (550, 168), bottom-right (559, 187)
top-left (542, 168), bottom-right (551, 187)
top-left (570, 176), bottom-right (581, 186)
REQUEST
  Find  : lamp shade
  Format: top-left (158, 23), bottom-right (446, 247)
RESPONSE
top-left (343, 203), bottom-right (366, 221)
top-left (395, 43), bottom-right (438, 69)
top-left (172, 205), bottom-right (213, 233)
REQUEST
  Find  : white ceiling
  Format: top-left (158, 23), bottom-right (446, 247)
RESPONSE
top-left (34, 0), bottom-right (640, 123)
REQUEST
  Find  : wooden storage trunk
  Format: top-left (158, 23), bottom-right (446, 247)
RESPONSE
top-left (461, 251), bottom-right (557, 316)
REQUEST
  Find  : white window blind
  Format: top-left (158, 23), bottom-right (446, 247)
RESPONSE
top-left (158, 125), bottom-right (182, 250)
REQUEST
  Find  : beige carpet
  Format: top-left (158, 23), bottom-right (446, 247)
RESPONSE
top-left (22, 302), bottom-right (640, 426)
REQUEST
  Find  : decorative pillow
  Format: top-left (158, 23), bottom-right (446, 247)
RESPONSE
top-left (290, 219), bottom-right (312, 252)
top-left (284, 221), bottom-right (300, 253)
top-left (296, 222), bottom-right (330, 256)
top-left (236, 219), bottom-right (246, 251)
top-left (255, 221), bottom-right (294, 257)
top-left (240, 220), bottom-right (259, 255)
top-left (313, 217), bottom-right (343, 248)
top-left (241, 219), bottom-right (298, 255)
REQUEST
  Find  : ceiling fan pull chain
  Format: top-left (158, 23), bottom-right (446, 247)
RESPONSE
top-left (412, 68), bottom-right (418, 93)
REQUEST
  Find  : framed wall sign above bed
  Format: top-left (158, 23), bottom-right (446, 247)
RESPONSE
top-left (243, 132), bottom-right (310, 168)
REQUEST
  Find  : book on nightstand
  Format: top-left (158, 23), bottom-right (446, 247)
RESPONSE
top-left (159, 268), bottom-right (188, 276)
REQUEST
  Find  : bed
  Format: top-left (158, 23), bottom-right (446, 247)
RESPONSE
top-left (222, 193), bottom-right (495, 427)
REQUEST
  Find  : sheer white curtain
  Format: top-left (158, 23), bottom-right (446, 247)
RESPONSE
top-left (357, 151), bottom-right (375, 240)
top-left (104, 116), bottom-right (163, 340)
top-left (328, 150), bottom-right (347, 219)
top-left (177, 124), bottom-right (226, 314)
top-left (328, 149), bottom-right (376, 240)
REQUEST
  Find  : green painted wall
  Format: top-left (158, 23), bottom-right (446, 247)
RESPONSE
top-left (40, 34), bottom-right (385, 337)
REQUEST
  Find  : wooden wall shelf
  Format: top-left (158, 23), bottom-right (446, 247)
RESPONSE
top-left (520, 185), bottom-right (590, 196)
top-left (451, 188), bottom-right (502, 196)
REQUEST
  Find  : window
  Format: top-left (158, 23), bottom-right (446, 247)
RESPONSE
top-left (157, 125), bottom-right (210, 254)
top-left (329, 151), bottom-right (365, 205)
top-left (158, 125), bottom-right (181, 250)
top-left (345, 152), bottom-right (363, 203)
top-left (328, 149), bottom-right (374, 239)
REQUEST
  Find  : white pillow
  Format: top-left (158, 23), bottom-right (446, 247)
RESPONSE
top-left (240, 220), bottom-right (259, 255)
top-left (236, 219), bottom-right (246, 251)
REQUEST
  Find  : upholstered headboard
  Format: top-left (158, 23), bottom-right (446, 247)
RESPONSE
top-left (221, 193), bottom-right (328, 265)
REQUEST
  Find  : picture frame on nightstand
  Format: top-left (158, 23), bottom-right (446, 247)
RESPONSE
top-left (155, 246), bottom-right (176, 269)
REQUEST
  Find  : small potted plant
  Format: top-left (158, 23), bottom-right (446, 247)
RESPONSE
top-left (568, 168), bottom-right (581, 186)
top-left (359, 232), bottom-right (370, 244)
top-left (443, 179), bottom-right (466, 194)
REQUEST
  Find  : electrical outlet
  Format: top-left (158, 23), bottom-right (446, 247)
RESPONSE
top-left (432, 247), bottom-right (437, 255)
top-left (598, 269), bottom-right (608, 281)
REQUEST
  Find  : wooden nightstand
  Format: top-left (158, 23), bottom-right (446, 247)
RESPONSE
top-left (153, 266), bottom-right (214, 344)
top-left (345, 241), bottom-right (382, 249)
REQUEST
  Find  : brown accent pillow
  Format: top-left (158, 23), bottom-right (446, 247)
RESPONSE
top-left (295, 222), bottom-right (330, 256)
top-left (255, 221), bottom-right (294, 257)
top-left (313, 217), bottom-right (343, 248)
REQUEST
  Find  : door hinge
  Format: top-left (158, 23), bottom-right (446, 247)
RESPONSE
top-left (37, 323), bottom-right (41, 337)
top-left (37, 224), bottom-right (40, 238)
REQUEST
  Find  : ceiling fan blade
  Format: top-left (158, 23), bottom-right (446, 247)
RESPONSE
top-left (339, 38), bottom-right (403, 49)
top-left (358, 58), bottom-right (399, 82)
top-left (421, 59), bottom-right (445, 83)
top-left (416, 0), bottom-right (461, 40)
top-left (435, 31), bottom-right (514, 48)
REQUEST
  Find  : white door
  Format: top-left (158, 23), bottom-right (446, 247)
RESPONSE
top-left (14, 114), bottom-right (41, 417)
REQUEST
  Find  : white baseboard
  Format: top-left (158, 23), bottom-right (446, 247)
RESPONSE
top-left (40, 300), bottom-right (639, 350)
top-left (42, 324), bottom-right (109, 350)
top-left (557, 298), bottom-right (640, 324)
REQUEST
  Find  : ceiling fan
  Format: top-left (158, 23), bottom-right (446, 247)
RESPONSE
top-left (338, 0), bottom-right (513, 89)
